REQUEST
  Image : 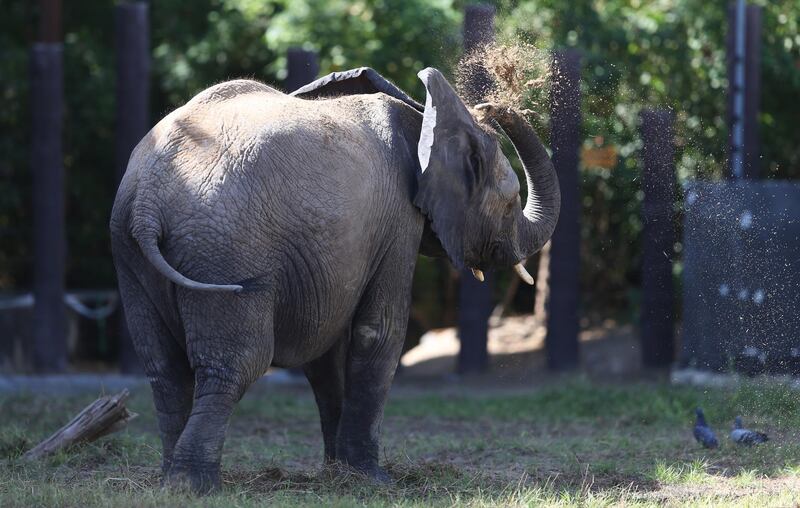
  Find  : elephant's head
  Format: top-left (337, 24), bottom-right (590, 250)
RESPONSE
top-left (414, 68), bottom-right (561, 283)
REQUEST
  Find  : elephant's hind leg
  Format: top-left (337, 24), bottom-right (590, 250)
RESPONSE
top-left (115, 260), bottom-right (194, 474)
top-left (167, 294), bottom-right (274, 494)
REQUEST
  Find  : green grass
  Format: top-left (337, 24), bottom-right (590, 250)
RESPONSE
top-left (650, 459), bottom-right (712, 485)
top-left (0, 377), bottom-right (798, 507)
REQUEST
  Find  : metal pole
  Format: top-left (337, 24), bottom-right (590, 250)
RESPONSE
top-left (729, 0), bottom-right (746, 180)
top-left (31, 0), bottom-right (66, 372)
top-left (544, 49), bottom-right (581, 371)
top-left (640, 109), bottom-right (676, 367)
top-left (115, 1), bottom-right (150, 373)
top-left (285, 48), bottom-right (319, 93)
top-left (38, 0), bottom-right (62, 43)
top-left (743, 5), bottom-right (762, 179)
top-left (457, 4), bottom-right (495, 375)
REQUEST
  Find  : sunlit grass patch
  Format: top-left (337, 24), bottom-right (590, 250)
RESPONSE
top-left (650, 459), bottom-right (712, 485)
top-left (730, 468), bottom-right (762, 486)
top-left (780, 462), bottom-right (800, 476)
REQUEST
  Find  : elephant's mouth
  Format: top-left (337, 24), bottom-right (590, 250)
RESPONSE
top-left (466, 242), bottom-right (534, 285)
top-left (467, 259), bottom-right (534, 285)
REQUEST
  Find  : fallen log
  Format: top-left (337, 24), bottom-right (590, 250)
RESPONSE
top-left (23, 389), bottom-right (137, 460)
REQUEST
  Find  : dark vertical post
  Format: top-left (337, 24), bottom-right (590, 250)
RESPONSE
top-left (457, 273), bottom-right (492, 374)
top-left (640, 109), bottom-right (676, 367)
top-left (727, 3), bottom-right (762, 180)
top-left (743, 5), bottom-right (761, 179)
top-left (460, 4), bottom-right (495, 104)
top-left (283, 47), bottom-right (319, 379)
top-left (38, 0), bottom-right (62, 43)
top-left (457, 4), bottom-right (495, 374)
top-left (115, 1), bottom-right (150, 373)
top-left (31, 0), bottom-right (66, 372)
top-left (284, 48), bottom-right (319, 93)
top-left (545, 49), bottom-right (581, 371)
top-left (115, 2), bottom-right (150, 184)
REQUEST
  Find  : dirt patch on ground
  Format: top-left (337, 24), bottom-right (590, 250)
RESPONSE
top-left (399, 316), bottom-right (644, 386)
top-left (636, 476), bottom-right (800, 504)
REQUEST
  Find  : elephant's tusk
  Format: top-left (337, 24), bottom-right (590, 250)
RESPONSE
top-left (470, 268), bottom-right (485, 282)
top-left (513, 262), bottom-right (534, 285)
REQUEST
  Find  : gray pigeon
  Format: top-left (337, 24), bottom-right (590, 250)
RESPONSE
top-left (730, 416), bottom-right (769, 445)
top-left (693, 408), bottom-right (719, 449)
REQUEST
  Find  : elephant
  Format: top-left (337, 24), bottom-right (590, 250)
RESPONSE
top-left (110, 66), bottom-right (560, 493)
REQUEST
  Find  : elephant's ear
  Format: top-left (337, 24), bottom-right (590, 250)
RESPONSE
top-left (413, 67), bottom-right (486, 269)
top-left (291, 67), bottom-right (423, 111)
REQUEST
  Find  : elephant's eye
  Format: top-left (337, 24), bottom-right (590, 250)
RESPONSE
top-left (469, 153), bottom-right (482, 174)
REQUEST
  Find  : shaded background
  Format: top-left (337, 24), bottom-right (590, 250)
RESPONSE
top-left (1, 0), bottom-right (799, 372)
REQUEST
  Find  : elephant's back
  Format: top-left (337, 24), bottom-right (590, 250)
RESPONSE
top-left (128, 87), bottom-right (405, 266)
top-left (145, 84), bottom-right (390, 188)
top-left (123, 83), bottom-right (413, 242)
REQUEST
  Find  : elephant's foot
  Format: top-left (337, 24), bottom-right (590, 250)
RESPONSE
top-left (163, 462), bottom-right (221, 495)
top-left (358, 464), bottom-right (392, 485)
top-left (321, 458), bottom-right (393, 485)
top-left (343, 457), bottom-right (393, 484)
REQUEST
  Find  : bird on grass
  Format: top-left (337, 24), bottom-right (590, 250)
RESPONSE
top-left (730, 416), bottom-right (769, 445)
top-left (693, 407), bottom-right (719, 449)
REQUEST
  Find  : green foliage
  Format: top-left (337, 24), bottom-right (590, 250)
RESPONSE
top-left (0, 0), bottom-right (461, 290)
top-left (62, 2), bottom-right (117, 288)
top-left (0, 2), bottom-right (35, 289)
top-left (494, 0), bottom-right (800, 317)
top-left (264, 0), bottom-right (462, 95)
top-left (497, 0), bottom-right (800, 181)
top-left (150, 0), bottom-right (280, 110)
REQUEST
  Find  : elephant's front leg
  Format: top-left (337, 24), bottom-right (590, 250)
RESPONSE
top-left (336, 265), bottom-right (414, 482)
top-left (304, 335), bottom-right (347, 463)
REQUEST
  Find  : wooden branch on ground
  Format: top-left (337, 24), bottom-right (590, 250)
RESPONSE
top-left (23, 389), bottom-right (137, 460)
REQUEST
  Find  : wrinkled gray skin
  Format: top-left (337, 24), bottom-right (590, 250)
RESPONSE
top-left (110, 67), bottom-right (560, 493)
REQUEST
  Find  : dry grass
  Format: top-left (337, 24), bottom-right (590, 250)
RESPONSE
top-left (456, 41), bottom-right (551, 111)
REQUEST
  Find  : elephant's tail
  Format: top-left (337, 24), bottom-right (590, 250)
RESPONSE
top-left (135, 232), bottom-right (244, 293)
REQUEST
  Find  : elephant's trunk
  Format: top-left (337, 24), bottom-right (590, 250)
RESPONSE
top-left (496, 109), bottom-right (561, 260)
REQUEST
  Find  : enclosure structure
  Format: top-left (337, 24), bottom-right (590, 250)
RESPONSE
top-left (544, 49), bottom-right (582, 371)
top-left (681, 182), bottom-right (800, 374)
top-left (30, 0), bottom-right (66, 372)
top-left (457, 3), bottom-right (496, 375)
top-left (115, 0), bottom-right (150, 373)
top-left (639, 109), bottom-right (676, 368)
top-left (678, 2), bottom-right (795, 375)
